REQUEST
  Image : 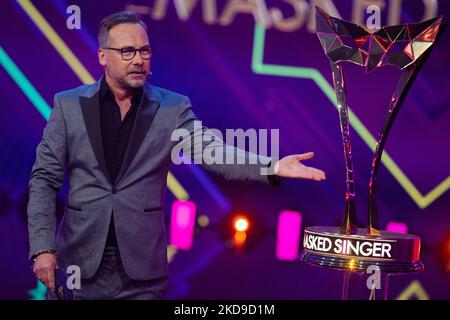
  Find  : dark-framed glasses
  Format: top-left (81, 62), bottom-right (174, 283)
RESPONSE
top-left (104, 46), bottom-right (152, 61)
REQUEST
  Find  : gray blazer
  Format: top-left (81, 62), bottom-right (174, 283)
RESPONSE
top-left (27, 78), bottom-right (275, 280)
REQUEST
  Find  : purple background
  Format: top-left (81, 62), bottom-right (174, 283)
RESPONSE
top-left (0, 0), bottom-right (449, 299)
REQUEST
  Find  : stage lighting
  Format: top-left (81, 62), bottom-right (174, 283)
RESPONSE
top-left (386, 221), bottom-right (408, 234)
top-left (231, 215), bottom-right (250, 248)
top-left (233, 230), bottom-right (247, 247)
top-left (220, 212), bottom-right (263, 251)
top-left (233, 215), bottom-right (250, 232)
top-left (441, 234), bottom-right (450, 272)
top-left (197, 214), bottom-right (210, 228)
top-left (447, 240), bottom-right (450, 272)
top-left (275, 210), bottom-right (302, 261)
top-left (169, 200), bottom-right (197, 250)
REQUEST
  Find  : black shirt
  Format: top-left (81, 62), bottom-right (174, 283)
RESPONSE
top-left (100, 78), bottom-right (143, 246)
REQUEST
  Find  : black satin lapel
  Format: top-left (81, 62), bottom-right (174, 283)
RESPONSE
top-left (115, 93), bottom-right (160, 184)
top-left (79, 93), bottom-right (112, 185)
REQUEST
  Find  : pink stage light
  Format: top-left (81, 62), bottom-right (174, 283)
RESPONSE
top-left (276, 210), bottom-right (302, 261)
top-left (386, 221), bottom-right (408, 234)
top-left (170, 200), bottom-right (197, 250)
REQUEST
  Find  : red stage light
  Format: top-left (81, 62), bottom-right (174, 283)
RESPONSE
top-left (233, 215), bottom-right (250, 232)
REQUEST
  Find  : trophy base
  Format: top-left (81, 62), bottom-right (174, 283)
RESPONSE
top-left (300, 226), bottom-right (423, 273)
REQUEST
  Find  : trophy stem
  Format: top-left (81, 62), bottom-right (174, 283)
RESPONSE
top-left (366, 19), bottom-right (445, 237)
top-left (331, 62), bottom-right (357, 235)
top-left (341, 270), bottom-right (351, 300)
top-left (368, 67), bottom-right (421, 237)
top-left (340, 270), bottom-right (391, 300)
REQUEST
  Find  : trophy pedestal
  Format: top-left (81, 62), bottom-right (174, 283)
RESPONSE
top-left (300, 226), bottom-right (423, 299)
top-left (339, 270), bottom-right (391, 300)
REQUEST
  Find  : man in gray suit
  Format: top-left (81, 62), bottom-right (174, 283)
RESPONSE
top-left (28, 11), bottom-right (326, 300)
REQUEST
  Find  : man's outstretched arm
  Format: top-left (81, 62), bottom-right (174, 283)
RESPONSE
top-left (174, 97), bottom-right (325, 185)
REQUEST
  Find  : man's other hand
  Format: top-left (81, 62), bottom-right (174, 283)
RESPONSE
top-left (33, 253), bottom-right (58, 291)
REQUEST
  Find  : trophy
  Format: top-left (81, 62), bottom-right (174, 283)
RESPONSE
top-left (300, 7), bottom-right (445, 299)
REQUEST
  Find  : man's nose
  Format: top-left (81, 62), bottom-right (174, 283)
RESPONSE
top-left (132, 51), bottom-right (144, 65)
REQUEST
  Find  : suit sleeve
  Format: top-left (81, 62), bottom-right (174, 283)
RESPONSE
top-left (27, 93), bottom-right (67, 259)
top-left (174, 96), bottom-right (281, 187)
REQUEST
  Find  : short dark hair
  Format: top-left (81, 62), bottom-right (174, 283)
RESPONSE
top-left (97, 11), bottom-right (148, 48)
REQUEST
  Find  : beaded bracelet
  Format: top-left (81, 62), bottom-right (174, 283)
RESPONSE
top-left (32, 249), bottom-right (57, 261)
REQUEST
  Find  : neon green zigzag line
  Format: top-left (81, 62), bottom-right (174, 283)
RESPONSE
top-left (251, 25), bottom-right (450, 209)
top-left (0, 46), bottom-right (51, 120)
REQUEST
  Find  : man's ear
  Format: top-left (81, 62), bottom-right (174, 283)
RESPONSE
top-left (98, 48), bottom-right (106, 67)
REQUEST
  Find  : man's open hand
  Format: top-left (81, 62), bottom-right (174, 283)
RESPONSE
top-left (274, 152), bottom-right (326, 181)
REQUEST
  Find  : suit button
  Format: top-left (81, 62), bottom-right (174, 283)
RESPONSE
top-left (112, 188), bottom-right (117, 194)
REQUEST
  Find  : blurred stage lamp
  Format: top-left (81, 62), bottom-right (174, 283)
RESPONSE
top-left (275, 210), bottom-right (302, 261)
top-left (386, 221), bottom-right (408, 234)
top-left (169, 200), bottom-right (196, 250)
top-left (233, 215), bottom-right (250, 232)
top-left (447, 238), bottom-right (450, 272)
top-left (220, 212), bottom-right (262, 250)
top-left (231, 215), bottom-right (250, 247)
top-left (440, 233), bottom-right (450, 273)
top-left (233, 215), bottom-right (250, 247)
